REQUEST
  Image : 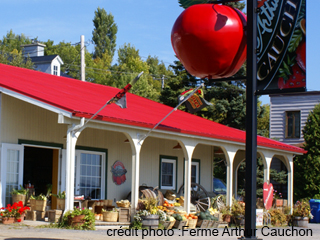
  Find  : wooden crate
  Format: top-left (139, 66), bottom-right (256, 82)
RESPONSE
top-left (118, 207), bottom-right (131, 222)
top-left (207, 220), bottom-right (218, 228)
top-left (36, 211), bottom-right (46, 221)
top-left (160, 220), bottom-right (176, 229)
top-left (196, 219), bottom-right (210, 228)
top-left (48, 210), bottom-right (63, 223)
top-left (26, 210), bottom-right (36, 221)
top-left (173, 220), bottom-right (188, 229)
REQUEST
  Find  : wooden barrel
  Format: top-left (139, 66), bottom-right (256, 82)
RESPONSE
top-left (141, 215), bottom-right (159, 229)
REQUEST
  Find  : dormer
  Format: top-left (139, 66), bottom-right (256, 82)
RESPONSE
top-left (21, 42), bottom-right (64, 76)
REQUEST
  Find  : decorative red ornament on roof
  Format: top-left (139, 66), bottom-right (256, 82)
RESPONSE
top-left (171, 4), bottom-right (247, 79)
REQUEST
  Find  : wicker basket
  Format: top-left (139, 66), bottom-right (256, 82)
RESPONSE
top-left (160, 220), bottom-right (176, 229)
top-left (103, 211), bottom-right (118, 222)
top-left (35, 200), bottom-right (47, 212)
top-left (56, 198), bottom-right (65, 210)
top-left (12, 194), bottom-right (26, 205)
top-left (188, 219), bottom-right (198, 229)
top-left (30, 199), bottom-right (36, 210)
top-left (116, 202), bottom-right (130, 208)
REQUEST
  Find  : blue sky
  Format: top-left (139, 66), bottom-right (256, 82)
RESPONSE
top-left (1, 0), bottom-right (318, 105)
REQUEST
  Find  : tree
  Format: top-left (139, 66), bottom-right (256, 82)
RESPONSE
top-left (257, 103), bottom-right (270, 138)
top-left (0, 30), bottom-right (34, 69)
top-left (294, 103), bottom-right (320, 201)
top-left (92, 7), bottom-right (118, 61)
top-left (110, 43), bottom-right (159, 101)
top-left (43, 40), bottom-right (95, 80)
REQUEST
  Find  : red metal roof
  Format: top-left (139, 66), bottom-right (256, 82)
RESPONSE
top-left (0, 63), bottom-right (306, 154)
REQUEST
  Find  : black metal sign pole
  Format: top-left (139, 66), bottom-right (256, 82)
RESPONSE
top-left (243, 0), bottom-right (260, 239)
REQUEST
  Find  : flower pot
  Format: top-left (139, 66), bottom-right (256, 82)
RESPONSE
top-left (16, 213), bottom-right (25, 223)
top-left (293, 216), bottom-right (309, 228)
top-left (275, 199), bottom-right (284, 207)
top-left (68, 215), bottom-right (86, 227)
top-left (2, 217), bottom-right (16, 225)
top-left (223, 215), bottom-right (231, 223)
top-left (141, 214), bottom-right (159, 229)
top-left (234, 215), bottom-right (245, 226)
top-left (56, 198), bottom-right (65, 210)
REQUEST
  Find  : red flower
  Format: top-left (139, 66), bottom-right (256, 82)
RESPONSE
top-left (16, 218), bottom-right (21, 222)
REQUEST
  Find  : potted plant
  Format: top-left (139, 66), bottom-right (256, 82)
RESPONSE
top-left (132, 197), bottom-right (166, 229)
top-left (61, 207), bottom-right (95, 230)
top-left (232, 200), bottom-right (245, 226)
top-left (11, 185), bottom-right (29, 205)
top-left (220, 206), bottom-right (232, 223)
top-left (273, 190), bottom-right (284, 207)
top-left (51, 190), bottom-right (65, 210)
top-left (31, 194), bottom-right (47, 212)
top-left (292, 200), bottom-right (312, 227)
top-left (268, 208), bottom-right (287, 226)
top-left (0, 201), bottom-right (30, 224)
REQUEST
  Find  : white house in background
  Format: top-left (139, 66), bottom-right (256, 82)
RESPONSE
top-left (270, 91), bottom-right (320, 147)
top-left (22, 42), bottom-right (64, 76)
top-left (0, 64), bottom-right (305, 217)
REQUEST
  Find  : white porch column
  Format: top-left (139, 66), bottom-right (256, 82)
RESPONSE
top-left (225, 148), bottom-right (237, 207)
top-left (65, 118), bottom-right (85, 211)
top-left (287, 156), bottom-right (294, 210)
top-left (181, 142), bottom-right (196, 214)
top-left (262, 152), bottom-right (273, 184)
top-left (129, 134), bottom-right (142, 220)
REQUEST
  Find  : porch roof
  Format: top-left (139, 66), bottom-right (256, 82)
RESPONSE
top-left (0, 63), bottom-right (305, 154)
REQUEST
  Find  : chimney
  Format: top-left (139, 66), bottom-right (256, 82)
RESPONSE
top-left (21, 40), bottom-right (46, 57)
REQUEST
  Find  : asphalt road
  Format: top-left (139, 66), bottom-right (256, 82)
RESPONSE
top-left (0, 221), bottom-right (319, 240)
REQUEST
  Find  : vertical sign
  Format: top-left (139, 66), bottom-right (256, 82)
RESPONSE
top-left (256, 0), bottom-right (306, 94)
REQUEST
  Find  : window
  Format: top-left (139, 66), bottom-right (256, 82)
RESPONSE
top-left (285, 111), bottom-right (301, 138)
top-left (160, 157), bottom-right (177, 190)
top-left (53, 65), bottom-right (58, 75)
top-left (191, 160), bottom-right (200, 184)
top-left (75, 151), bottom-right (105, 199)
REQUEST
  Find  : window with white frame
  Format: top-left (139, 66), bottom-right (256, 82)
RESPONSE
top-left (191, 160), bottom-right (200, 184)
top-left (74, 150), bottom-right (105, 199)
top-left (53, 65), bottom-right (58, 75)
top-left (160, 157), bottom-right (177, 190)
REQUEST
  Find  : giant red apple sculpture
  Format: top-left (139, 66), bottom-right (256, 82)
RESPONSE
top-left (171, 4), bottom-right (247, 79)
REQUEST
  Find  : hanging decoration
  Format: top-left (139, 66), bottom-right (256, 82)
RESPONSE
top-left (111, 161), bottom-right (127, 185)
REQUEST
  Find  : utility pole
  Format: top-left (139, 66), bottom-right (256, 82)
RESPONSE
top-left (80, 35), bottom-right (85, 81)
top-left (153, 75), bottom-right (167, 90)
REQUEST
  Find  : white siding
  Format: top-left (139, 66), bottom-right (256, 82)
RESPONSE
top-left (0, 95), bottom-right (214, 201)
top-left (270, 92), bottom-right (320, 145)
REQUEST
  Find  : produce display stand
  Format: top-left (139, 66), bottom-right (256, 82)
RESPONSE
top-left (160, 220), bottom-right (176, 229)
top-left (173, 220), bottom-right (188, 229)
top-left (196, 219), bottom-right (210, 228)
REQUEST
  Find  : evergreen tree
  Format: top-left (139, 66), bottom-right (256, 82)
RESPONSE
top-left (92, 7), bottom-right (118, 61)
top-left (294, 103), bottom-right (320, 201)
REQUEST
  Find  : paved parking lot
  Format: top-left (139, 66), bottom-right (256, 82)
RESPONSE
top-left (0, 221), bottom-right (320, 240)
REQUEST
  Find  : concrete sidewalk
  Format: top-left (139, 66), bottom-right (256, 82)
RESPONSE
top-left (0, 221), bottom-right (319, 240)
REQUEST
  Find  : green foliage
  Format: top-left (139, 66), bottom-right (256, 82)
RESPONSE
top-left (269, 208), bottom-right (287, 226)
top-left (51, 190), bottom-right (66, 199)
top-left (0, 30), bottom-right (34, 69)
top-left (92, 7), bottom-right (118, 61)
top-left (60, 207), bottom-right (95, 230)
top-left (11, 185), bottom-right (29, 195)
top-left (294, 103), bottom-right (320, 201)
